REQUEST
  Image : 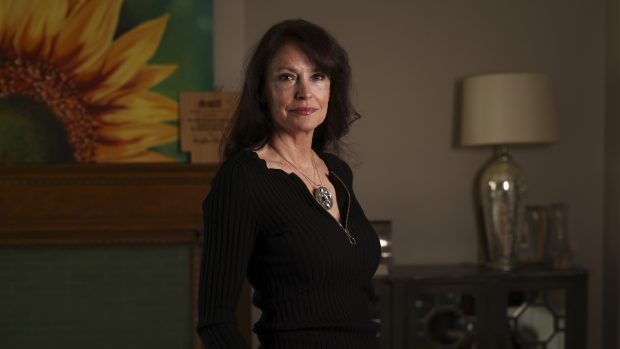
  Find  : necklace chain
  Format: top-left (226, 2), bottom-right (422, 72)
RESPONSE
top-left (310, 151), bottom-right (324, 186)
top-left (270, 145), bottom-right (322, 187)
top-left (269, 142), bottom-right (334, 211)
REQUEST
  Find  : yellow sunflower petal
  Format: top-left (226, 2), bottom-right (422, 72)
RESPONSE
top-left (86, 14), bottom-right (169, 103)
top-left (53, 0), bottom-right (122, 78)
top-left (96, 122), bottom-right (178, 159)
top-left (41, 0), bottom-right (71, 58)
top-left (98, 150), bottom-right (178, 163)
top-left (99, 92), bottom-right (177, 124)
top-left (13, 0), bottom-right (68, 57)
top-left (11, 2), bottom-right (46, 56)
top-left (0, 0), bottom-right (10, 44)
top-left (67, 0), bottom-right (88, 16)
top-left (1, 0), bottom-right (28, 50)
top-left (90, 64), bottom-right (177, 104)
top-left (120, 64), bottom-right (177, 93)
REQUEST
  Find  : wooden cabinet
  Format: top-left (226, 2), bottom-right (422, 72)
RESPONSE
top-left (0, 164), bottom-right (252, 349)
top-left (373, 265), bottom-right (588, 349)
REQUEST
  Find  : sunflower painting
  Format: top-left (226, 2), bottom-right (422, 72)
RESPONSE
top-left (0, 0), bottom-right (213, 163)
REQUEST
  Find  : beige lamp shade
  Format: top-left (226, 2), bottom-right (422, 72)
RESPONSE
top-left (460, 73), bottom-right (558, 146)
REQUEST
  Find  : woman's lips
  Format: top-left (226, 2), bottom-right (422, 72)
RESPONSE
top-left (291, 107), bottom-right (317, 116)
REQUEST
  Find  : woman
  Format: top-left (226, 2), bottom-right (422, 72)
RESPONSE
top-left (197, 19), bottom-right (381, 348)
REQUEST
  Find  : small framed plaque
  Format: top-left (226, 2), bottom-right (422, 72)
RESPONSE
top-left (516, 206), bottom-right (548, 264)
top-left (179, 91), bottom-right (239, 164)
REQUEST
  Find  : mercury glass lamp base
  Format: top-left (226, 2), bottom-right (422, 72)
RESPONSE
top-left (479, 147), bottom-right (527, 271)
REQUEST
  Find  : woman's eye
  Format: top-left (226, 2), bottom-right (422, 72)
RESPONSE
top-left (312, 73), bottom-right (326, 81)
top-left (278, 74), bottom-right (295, 81)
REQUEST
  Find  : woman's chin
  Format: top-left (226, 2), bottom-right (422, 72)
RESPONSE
top-left (292, 123), bottom-right (323, 135)
top-left (276, 120), bottom-right (324, 136)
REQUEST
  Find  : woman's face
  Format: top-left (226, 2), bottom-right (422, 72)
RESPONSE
top-left (264, 43), bottom-right (330, 137)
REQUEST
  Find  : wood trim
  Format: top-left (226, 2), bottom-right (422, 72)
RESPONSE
top-left (0, 162), bottom-right (217, 178)
top-left (0, 163), bottom-right (252, 348)
top-left (0, 226), bottom-right (200, 246)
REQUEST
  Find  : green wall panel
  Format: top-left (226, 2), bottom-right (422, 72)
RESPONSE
top-left (0, 246), bottom-right (193, 349)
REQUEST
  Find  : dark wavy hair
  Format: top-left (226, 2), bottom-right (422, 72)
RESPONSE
top-left (222, 19), bottom-right (360, 160)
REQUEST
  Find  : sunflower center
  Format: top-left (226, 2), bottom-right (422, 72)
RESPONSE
top-left (0, 95), bottom-right (74, 163)
top-left (0, 56), bottom-right (96, 162)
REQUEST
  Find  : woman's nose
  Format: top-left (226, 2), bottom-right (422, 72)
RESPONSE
top-left (294, 79), bottom-right (311, 100)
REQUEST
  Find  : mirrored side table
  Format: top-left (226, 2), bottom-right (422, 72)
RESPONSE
top-left (377, 264), bottom-right (587, 349)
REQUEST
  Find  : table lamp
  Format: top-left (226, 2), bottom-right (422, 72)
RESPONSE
top-left (460, 72), bottom-right (558, 270)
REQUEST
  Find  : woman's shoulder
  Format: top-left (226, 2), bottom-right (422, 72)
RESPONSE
top-left (222, 148), bottom-right (258, 166)
top-left (213, 149), bottom-right (261, 181)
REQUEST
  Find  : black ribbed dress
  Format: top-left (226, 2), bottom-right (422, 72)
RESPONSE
top-left (197, 149), bottom-right (381, 348)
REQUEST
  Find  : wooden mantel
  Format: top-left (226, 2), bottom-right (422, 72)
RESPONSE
top-left (0, 163), bottom-right (252, 348)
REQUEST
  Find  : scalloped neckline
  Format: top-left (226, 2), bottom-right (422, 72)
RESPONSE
top-left (248, 149), bottom-right (333, 178)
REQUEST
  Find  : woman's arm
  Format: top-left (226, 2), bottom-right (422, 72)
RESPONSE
top-left (196, 160), bottom-right (259, 348)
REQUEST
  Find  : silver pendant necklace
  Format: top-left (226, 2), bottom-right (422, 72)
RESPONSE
top-left (310, 154), bottom-right (334, 210)
top-left (270, 145), bottom-right (334, 210)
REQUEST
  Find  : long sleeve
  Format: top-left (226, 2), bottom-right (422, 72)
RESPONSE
top-left (196, 160), bottom-right (259, 348)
